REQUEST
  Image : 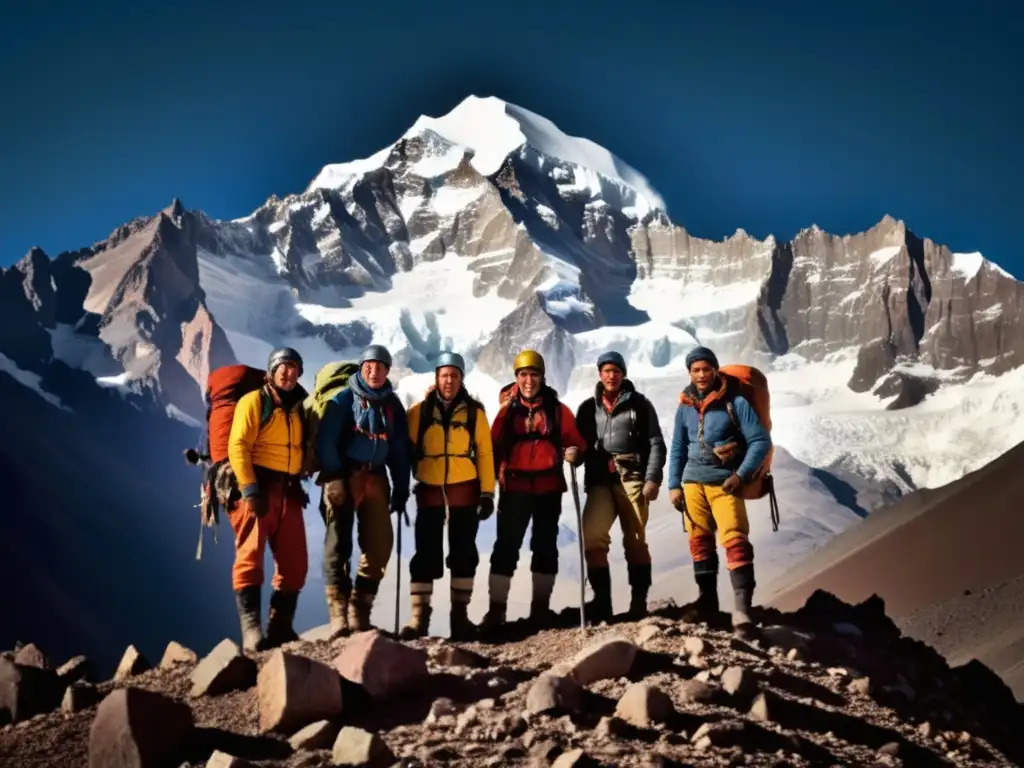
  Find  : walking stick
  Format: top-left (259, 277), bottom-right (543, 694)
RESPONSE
top-left (395, 507), bottom-right (410, 635)
top-left (569, 464), bottom-right (586, 633)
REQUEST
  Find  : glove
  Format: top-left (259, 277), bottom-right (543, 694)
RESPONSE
top-left (642, 481), bottom-right (660, 502)
top-left (323, 479), bottom-right (346, 508)
top-left (669, 488), bottom-right (685, 512)
top-left (477, 495), bottom-right (495, 520)
top-left (245, 493), bottom-right (268, 519)
top-left (722, 473), bottom-right (744, 496)
top-left (563, 446), bottom-right (580, 464)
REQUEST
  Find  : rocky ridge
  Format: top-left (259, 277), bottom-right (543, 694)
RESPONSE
top-left (2, 591), bottom-right (1021, 767)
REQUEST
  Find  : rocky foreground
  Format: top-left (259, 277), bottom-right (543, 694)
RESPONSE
top-left (2, 591), bottom-right (1022, 768)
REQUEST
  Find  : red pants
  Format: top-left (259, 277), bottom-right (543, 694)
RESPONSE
top-left (227, 473), bottom-right (308, 592)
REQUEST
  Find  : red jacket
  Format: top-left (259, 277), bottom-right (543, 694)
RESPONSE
top-left (492, 388), bottom-right (586, 495)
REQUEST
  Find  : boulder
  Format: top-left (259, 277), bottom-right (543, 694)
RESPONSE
top-left (429, 644), bottom-right (491, 669)
top-left (258, 649), bottom-right (343, 735)
top-left (0, 657), bottom-right (63, 722)
top-left (206, 751), bottom-right (257, 767)
top-left (57, 655), bottom-right (92, 684)
top-left (675, 678), bottom-right (719, 705)
top-left (332, 630), bottom-right (428, 700)
top-left (160, 642), bottom-right (198, 669)
top-left (113, 646), bottom-right (150, 681)
top-left (525, 674), bottom-right (584, 715)
top-left (63, 681), bottom-right (101, 713)
top-left (565, 636), bottom-right (638, 686)
top-left (13, 643), bottom-right (49, 669)
top-left (289, 719), bottom-right (341, 751)
top-left (614, 682), bottom-right (675, 728)
top-left (332, 726), bottom-right (396, 767)
top-left (88, 688), bottom-right (194, 768)
top-left (190, 639), bottom-right (257, 697)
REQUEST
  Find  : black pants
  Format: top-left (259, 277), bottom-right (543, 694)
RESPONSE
top-left (409, 505), bottom-right (480, 582)
top-left (489, 491), bottom-right (562, 577)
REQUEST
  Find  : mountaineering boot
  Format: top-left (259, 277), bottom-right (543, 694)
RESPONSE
top-left (730, 563), bottom-right (757, 640)
top-left (449, 602), bottom-right (476, 641)
top-left (266, 589), bottom-right (300, 647)
top-left (680, 570), bottom-right (720, 624)
top-left (400, 587), bottom-right (432, 640)
top-left (480, 602), bottom-right (507, 636)
top-left (235, 586), bottom-right (265, 653)
top-left (584, 566), bottom-right (613, 625)
top-left (348, 587), bottom-right (376, 633)
top-left (627, 563), bottom-right (652, 620)
top-left (324, 585), bottom-right (349, 640)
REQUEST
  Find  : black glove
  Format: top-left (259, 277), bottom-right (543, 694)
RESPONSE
top-left (246, 493), bottom-right (268, 519)
top-left (478, 496), bottom-right (495, 520)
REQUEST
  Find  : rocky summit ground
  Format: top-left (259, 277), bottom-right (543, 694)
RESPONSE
top-left (2, 590), bottom-right (1022, 768)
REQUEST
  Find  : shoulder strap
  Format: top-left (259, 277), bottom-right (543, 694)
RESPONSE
top-left (414, 392), bottom-right (436, 462)
top-left (725, 400), bottom-right (739, 430)
top-left (465, 396), bottom-right (478, 461)
top-left (259, 389), bottom-right (274, 430)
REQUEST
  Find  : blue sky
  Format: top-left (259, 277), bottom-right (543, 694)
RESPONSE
top-left (1, 0), bottom-right (1020, 276)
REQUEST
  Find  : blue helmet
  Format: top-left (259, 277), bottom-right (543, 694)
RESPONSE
top-left (597, 350), bottom-right (627, 376)
top-left (435, 351), bottom-right (466, 375)
top-left (359, 344), bottom-right (393, 369)
top-left (268, 346), bottom-right (304, 376)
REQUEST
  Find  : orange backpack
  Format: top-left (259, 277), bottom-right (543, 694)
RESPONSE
top-left (718, 364), bottom-right (780, 531)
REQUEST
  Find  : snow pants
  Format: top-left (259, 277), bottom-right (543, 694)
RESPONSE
top-left (322, 468), bottom-right (393, 595)
top-left (682, 481), bottom-right (753, 575)
top-left (226, 469), bottom-right (308, 592)
top-left (408, 493), bottom-right (481, 608)
top-left (582, 477), bottom-right (650, 569)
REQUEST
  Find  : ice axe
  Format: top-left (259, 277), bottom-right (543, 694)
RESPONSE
top-left (569, 464), bottom-right (586, 633)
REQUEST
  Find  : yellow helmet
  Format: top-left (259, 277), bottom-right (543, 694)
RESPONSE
top-left (513, 349), bottom-right (545, 374)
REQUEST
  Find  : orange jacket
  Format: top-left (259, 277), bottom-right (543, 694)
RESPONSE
top-left (492, 389), bottom-right (586, 495)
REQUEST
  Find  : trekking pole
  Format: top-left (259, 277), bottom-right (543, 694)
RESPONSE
top-left (395, 507), bottom-right (411, 636)
top-left (569, 464), bottom-right (586, 633)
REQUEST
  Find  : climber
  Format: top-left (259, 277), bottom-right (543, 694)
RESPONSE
top-left (314, 344), bottom-right (411, 634)
top-left (226, 346), bottom-right (310, 652)
top-left (400, 352), bottom-right (495, 641)
top-left (481, 349), bottom-right (588, 632)
top-left (667, 346), bottom-right (771, 637)
top-left (575, 351), bottom-right (666, 623)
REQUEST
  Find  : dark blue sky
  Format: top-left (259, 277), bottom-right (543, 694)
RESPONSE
top-left (2, 0), bottom-right (1020, 276)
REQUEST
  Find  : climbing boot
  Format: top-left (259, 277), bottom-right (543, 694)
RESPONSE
top-left (235, 586), bottom-right (265, 653)
top-left (400, 587), bottom-right (432, 640)
top-left (480, 602), bottom-right (507, 635)
top-left (584, 566), bottom-right (613, 625)
top-left (266, 589), bottom-right (300, 647)
top-left (627, 563), bottom-right (652, 620)
top-left (680, 570), bottom-right (720, 624)
top-left (324, 585), bottom-right (349, 640)
top-left (730, 563), bottom-right (757, 640)
top-left (529, 572), bottom-right (557, 627)
top-left (348, 587), bottom-right (376, 633)
top-left (449, 602), bottom-right (476, 641)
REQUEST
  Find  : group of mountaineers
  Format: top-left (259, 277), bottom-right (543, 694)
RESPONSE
top-left (190, 340), bottom-right (775, 654)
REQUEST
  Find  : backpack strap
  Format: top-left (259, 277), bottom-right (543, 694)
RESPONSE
top-left (259, 389), bottom-right (275, 430)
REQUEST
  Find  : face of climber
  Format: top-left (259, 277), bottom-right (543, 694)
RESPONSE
top-left (600, 364), bottom-right (624, 395)
top-left (436, 366), bottom-right (462, 400)
top-left (272, 361), bottom-right (300, 392)
top-left (362, 360), bottom-right (388, 389)
top-left (689, 360), bottom-right (717, 393)
top-left (516, 368), bottom-right (542, 399)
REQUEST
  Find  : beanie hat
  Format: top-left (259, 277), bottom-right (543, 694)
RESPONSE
top-left (685, 346), bottom-right (719, 371)
top-left (596, 350), bottom-right (627, 376)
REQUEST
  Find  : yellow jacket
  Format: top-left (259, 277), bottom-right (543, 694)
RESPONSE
top-left (408, 394), bottom-right (495, 495)
top-left (228, 388), bottom-right (304, 491)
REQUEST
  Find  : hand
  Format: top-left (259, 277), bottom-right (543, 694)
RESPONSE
top-left (323, 479), bottom-right (346, 508)
top-left (478, 495), bottom-right (495, 520)
top-left (563, 446), bottom-right (580, 464)
top-left (713, 442), bottom-right (741, 463)
top-left (245, 494), bottom-right (268, 519)
top-left (642, 481), bottom-right (659, 502)
top-left (669, 488), bottom-right (684, 512)
top-left (722, 473), bottom-right (744, 495)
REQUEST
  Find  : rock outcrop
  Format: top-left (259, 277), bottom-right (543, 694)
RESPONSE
top-left (2, 592), bottom-right (1021, 767)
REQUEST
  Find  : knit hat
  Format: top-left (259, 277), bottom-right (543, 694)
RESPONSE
top-left (685, 346), bottom-right (719, 370)
top-left (596, 350), bottom-right (627, 375)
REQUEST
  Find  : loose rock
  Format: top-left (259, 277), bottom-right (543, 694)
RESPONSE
top-left (0, 658), bottom-right (63, 722)
top-left (565, 636), bottom-right (638, 685)
top-left (614, 681), bottom-right (675, 727)
top-left (289, 719), bottom-right (341, 751)
top-left (190, 639), bottom-right (257, 697)
top-left (87, 688), bottom-right (194, 768)
top-left (332, 725), bottom-right (396, 767)
top-left (62, 681), bottom-right (100, 713)
top-left (525, 673), bottom-right (584, 715)
top-left (333, 630), bottom-right (429, 700)
top-left (257, 649), bottom-right (343, 734)
top-left (112, 646), bottom-right (149, 681)
top-left (14, 644), bottom-right (49, 669)
top-left (56, 655), bottom-right (92, 684)
top-left (206, 751), bottom-right (257, 768)
top-left (159, 641), bottom-right (198, 669)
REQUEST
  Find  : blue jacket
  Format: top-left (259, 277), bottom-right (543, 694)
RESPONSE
top-left (315, 372), bottom-right (411, 508)
top-left (667, 378), bottom-right (772, 489)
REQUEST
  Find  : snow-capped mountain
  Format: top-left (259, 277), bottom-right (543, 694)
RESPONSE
top-left (3, 94), bottom-right (1023, 656)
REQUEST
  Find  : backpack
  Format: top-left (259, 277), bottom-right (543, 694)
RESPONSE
top-left (302, 361), bottom-right (360, 475)
top-left (497, 382), bottom-right (562, 469)
top-left (717, 364), bottom-right (780, 531)
top-left (188, 364), bottom-right (275, 560)
top-left (413, 389), bottom-right (484, 465)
